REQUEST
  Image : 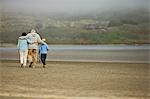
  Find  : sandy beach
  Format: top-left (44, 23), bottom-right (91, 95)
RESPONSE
top-left (0, 60), bottom-right (149, 99)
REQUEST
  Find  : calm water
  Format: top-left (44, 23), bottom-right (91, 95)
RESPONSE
top-left (0, 44), bottom-right (149, 50)
top-left (0, 44), bottom-right (150, 63)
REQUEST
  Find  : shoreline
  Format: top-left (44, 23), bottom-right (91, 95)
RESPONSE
top-left (1, 43), bottom-right (150, 47)
top-left (0, 59), bottom-right (149, 64)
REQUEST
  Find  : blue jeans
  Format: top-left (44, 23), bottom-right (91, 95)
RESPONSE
top-left (41, 54), bottom-right (47, 65)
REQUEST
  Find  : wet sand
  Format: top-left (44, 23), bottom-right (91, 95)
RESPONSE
top-left (0, 60), bottom-right (149, 99)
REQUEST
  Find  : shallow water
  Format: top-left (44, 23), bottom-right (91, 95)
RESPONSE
top-left (0, 44), bottom-right (149, 50)
top-left (0, 44), bottom-right (149, 63)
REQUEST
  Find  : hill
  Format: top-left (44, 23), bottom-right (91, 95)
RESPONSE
top-left (0, 8), bottom-right (149, 44)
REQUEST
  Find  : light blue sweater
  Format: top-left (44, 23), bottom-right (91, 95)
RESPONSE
top-left (39, 43), bottom-right (49, 54)
top-left (17, 36), bottom-right (28, 52)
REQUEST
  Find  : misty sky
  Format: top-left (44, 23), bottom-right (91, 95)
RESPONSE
top-left (1, 0), bottom-right (149, 14)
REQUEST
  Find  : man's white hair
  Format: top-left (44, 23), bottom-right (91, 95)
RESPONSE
top-left (31, 29), bottom-right (36, 33)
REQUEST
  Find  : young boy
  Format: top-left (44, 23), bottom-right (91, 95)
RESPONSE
top-left (17, 32), bottom-right (29, 67)
top-left (38, 38), bottom-right (49, 68)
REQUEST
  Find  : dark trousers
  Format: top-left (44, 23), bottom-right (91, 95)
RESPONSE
top-left (41, 54), bottom-right (47, 65)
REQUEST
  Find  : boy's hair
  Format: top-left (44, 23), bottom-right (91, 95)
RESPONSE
top-left (21, 32), bottom-right (27, 36)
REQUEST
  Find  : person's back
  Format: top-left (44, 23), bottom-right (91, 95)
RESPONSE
top-left (17, 37), bottom-right (28, 51)
top-left (39, 44), bottom-right (49, 54)
top-left (27, 32), bottom-right (43, 49)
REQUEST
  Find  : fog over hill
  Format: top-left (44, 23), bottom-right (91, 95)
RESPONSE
top-left (0, 0), bottom-right (149, 44)
top-left (1, 0), bottom-right (148, 15)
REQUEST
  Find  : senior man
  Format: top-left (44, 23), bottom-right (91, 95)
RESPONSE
top-left (27, 29), bottom-right (45, 68)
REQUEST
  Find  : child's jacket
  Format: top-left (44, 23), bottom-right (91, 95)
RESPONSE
top-left (39, 43), bottom-right (49, 54)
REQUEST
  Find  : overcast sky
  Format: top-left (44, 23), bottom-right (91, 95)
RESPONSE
top-left (1, 0), bottom-right (149, 14)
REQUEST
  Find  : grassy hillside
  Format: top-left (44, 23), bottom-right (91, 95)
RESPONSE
top-left (0, 8), bottom-right (149, 44)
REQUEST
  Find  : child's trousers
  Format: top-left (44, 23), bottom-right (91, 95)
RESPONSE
top-left (41, 54), bottom-right (47, 65)
top-left (19, 50), bottom-right (28, 66)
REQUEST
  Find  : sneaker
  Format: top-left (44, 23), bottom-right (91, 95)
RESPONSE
top-left (43, 65), bottom-right (46, 68)
top-left (21, 64), bottom-right (23, 68)
top-left (29, 62), bottom-right (33, 68)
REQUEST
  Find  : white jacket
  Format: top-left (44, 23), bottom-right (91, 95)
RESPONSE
top-left (26, 32), bottom-right (44, 49)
